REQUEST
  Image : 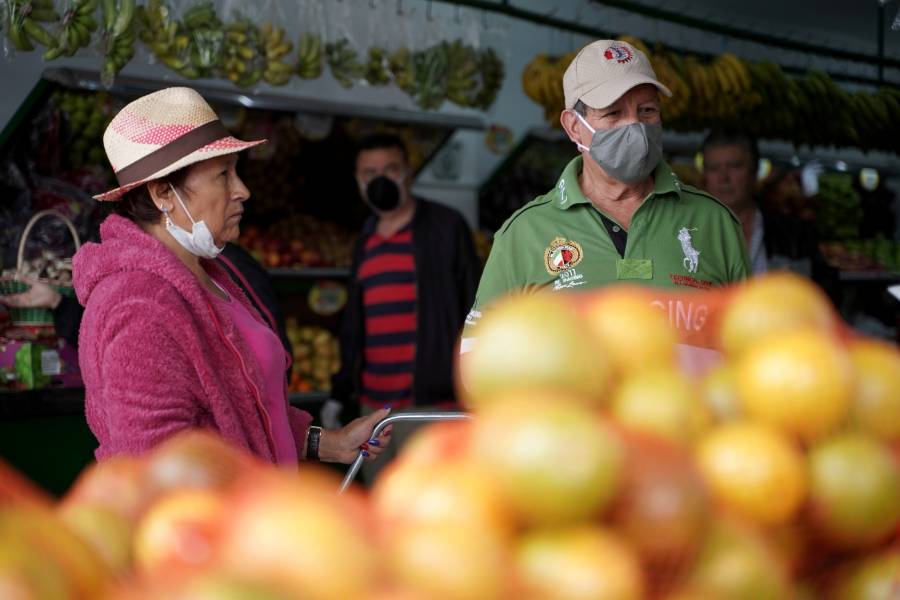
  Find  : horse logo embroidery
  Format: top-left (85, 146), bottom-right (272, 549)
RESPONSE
top-left (677, 227), bottom-right (700, 273)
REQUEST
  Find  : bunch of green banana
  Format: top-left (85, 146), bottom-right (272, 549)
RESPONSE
top-left (411, 43), bottom-right (450, 109)
top-left (136, 0), bottom-right (184, 68)
top-left (6, 0), bottom-right (60, 52)
top-left (44, 0), bottom-right (99, 61)
top-left (295, 33), bottom-right (323, 79)
top-left (261, 22), bottom-right (293, 86)
top-left (181, 1), bottom-right (223, 76)
top-left (220, 17), bottom-right (263, 88)
top-left (472, 47), bottom-right (504, 110)
top-left (326, 38), bottom-right (364, 89)
top-left (444, 40), bottom-right (479, 107)
top-left (388, 47), bottom-right (416, 95)
top-left (54, 89), bottom-right (111, 167)
top-left (100, 0), bottom-right (136, 86)
top-left (364, 46), bottom-right (391, 86)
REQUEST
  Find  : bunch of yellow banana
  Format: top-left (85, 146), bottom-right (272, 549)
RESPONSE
top-left (617, 36), bottom-right (691, 120)
top-left (100, 0), bottom-right (136, 86)
top-left (6, 0), bottom-right (59, 52)
top-left (364, 46), bottom-right (392, 86)
top-left (652, 50), bottom-right (691, 120)
top-left (295, 33), bottom-right (323, 80)
top-left (708, 53), bottom-right (757, 115)
top-left (521, 52), bottom-right (570, 126)
top-left (261, 22), bottom-right (293, 86)
top-left (618, 35), bottom-right (650, 57)
top-left (221, 18), bottom-right (263, 88)
top-left (42, 0), bottom-right (98, 60)
top-left (445, 40), bottom-right (479, 107)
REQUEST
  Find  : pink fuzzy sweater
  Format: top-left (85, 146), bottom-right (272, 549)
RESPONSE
top-left (73, 215), bottom-right (312, 462)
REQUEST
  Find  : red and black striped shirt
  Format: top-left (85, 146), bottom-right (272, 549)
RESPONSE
top-left (358, 225), bottom-right (416, 410)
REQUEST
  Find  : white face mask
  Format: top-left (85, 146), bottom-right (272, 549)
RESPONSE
top-left (163, 183), bottom-right (224, 259)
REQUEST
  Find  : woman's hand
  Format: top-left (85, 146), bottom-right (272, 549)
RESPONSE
top-left (318, 408), bottom-right (393, 464)
top-left (1, 279), bottom-right (61, 309)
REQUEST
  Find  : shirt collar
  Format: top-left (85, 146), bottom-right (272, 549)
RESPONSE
top-left (553, 156), bottom-right (682, 211)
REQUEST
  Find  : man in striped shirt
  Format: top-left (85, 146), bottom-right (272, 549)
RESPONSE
top-left (333, 133), bottom-right (481, 483)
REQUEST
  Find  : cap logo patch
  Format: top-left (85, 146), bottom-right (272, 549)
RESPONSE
top-left (604, 45), bottom-right (633, 64)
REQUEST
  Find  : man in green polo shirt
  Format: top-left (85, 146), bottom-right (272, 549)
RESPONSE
top-left (465, 39), bottom-right (748, 338)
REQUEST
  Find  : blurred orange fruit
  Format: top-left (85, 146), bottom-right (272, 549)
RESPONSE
top-left (583, 286), bottom-right (679, 378)
top-left (611, 367), bottom-right (710, 446)
top-left (386, 523), bottom-right (510, 600)
top-left (736, 329), bottom-right (853, 442)
top-left (808, 433), bottom-right (900, 549)
top-left (471, 393), bottom-right (624, 526)
top-left (696, 423), bottom-right (807, 526)
top-left (514, 526), bottom-right (644, 600)
top-left (848, 338), bottom-right (900, 442)
top-left (720, 271), bottom-right (834, 357)
top-left (459, 293), bottom-right (611, 409)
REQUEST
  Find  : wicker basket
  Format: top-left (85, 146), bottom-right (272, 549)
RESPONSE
top-left (0, 210), bottom-right (81, 328)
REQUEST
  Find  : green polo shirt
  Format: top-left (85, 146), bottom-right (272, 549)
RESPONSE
top-left (467, 157), bottom-right (748, 329)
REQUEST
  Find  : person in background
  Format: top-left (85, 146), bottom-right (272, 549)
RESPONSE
top-left (73, 87), bottom-right (391, 465)
top-left (1, 280), bottom-right (83, 348)
top-left (466, 39), bottom-right (748, 344)
top-left (701, 129), bottom-right (838, 300)
top-left (332, 133), bottom-right (481, 483)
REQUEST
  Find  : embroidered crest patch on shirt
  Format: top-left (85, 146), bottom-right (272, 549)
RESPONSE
top-left (545, 237), bottom-right (583, 274)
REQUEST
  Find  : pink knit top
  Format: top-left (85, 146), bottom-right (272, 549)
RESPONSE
top-left (211, 284), bottom-right (298, 465)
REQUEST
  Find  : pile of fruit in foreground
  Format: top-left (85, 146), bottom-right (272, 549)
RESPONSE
top-left (1, 271), bottom-right (899, 599)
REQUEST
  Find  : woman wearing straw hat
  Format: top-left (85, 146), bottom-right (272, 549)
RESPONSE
top-left (73, 87), bottom-right (391, 465)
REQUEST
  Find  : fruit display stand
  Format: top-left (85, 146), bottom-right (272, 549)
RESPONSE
top-left (0, 67), bottom-right (484, 492)
top-left (1, 272), bottom-right (899, 599)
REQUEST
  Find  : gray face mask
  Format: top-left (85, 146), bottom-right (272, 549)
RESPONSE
top-left (573, 112), bottom-right (663, 183)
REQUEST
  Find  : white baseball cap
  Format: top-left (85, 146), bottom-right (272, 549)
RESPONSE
top-left (563, 40), bottom-right (672, 110)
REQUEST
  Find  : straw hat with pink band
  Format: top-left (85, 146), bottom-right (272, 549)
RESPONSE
top-left (95, 87), bottom-right (265, 201)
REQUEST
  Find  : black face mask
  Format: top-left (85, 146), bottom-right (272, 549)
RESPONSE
top-left (365, 175), bottom-right (401, 212)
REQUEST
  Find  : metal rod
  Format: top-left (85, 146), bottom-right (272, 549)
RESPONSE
top-left (591, 0), bottom-right (900, 70)
top-left (429, 0), bottom-right (897, 87)
top-left (878, 2), bottom-right (886, 84)
top-left (338, 411), bottom-right (473, 493)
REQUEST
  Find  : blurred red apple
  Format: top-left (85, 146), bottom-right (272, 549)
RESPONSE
top-left (0, 459), bottom-right (53, 508)
top-left (372, 456), bottom-right (512, 541)
top-left (217, 468), bottom-right (377, 600)
top-left (0, 532), bottom-right (75, 600)
top-left (63, 456), bottom-right (148, 521)
top-left (610, 430), bottom-right (710, 595)
top-left (386, 522), bottom-right (511, 600)
top-left (58, 503), bottom-right (133, 574)
top-left (0, 506), bottom-right (111, 599)
top-left (142, 430), bottom-right (254, 499)
top-left (398, 420), bottom-right (473, 466)
top-left (133, 489), bottom-right (227, 575)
